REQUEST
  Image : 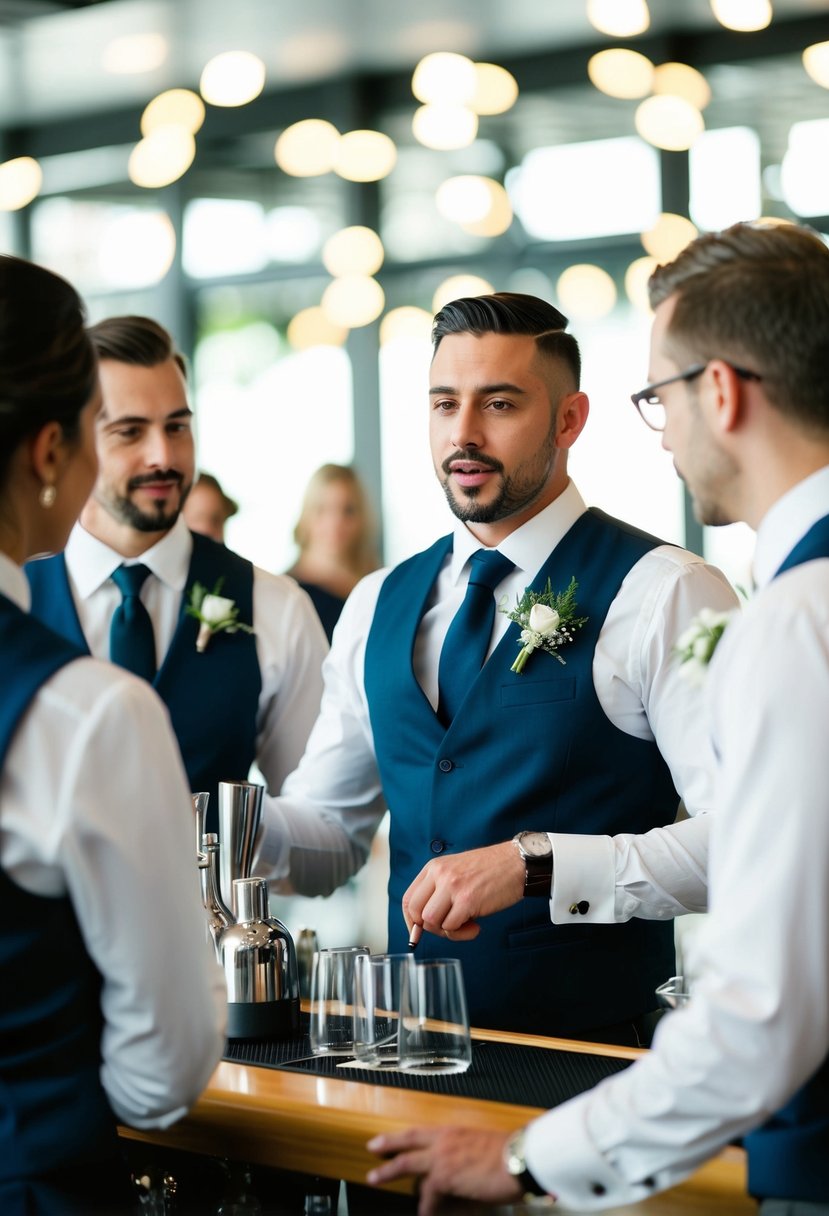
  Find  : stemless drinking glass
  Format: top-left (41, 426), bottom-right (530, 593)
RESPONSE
top-left (308, 946), bottom-right (369, 1056)
top-left (352, 953), bottom-right (415, 1069)
top-left (398, 957), bottom-right (472, 1074)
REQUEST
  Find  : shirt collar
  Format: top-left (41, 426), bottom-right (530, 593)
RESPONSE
top-left (65, 514), bottom-right (193, 599)
top-left (448, 480), bottom-right (587, 582)
top-left (0, 551), bottom-right (31, 611)
top-left (753, 464), bottom-right (829, 587)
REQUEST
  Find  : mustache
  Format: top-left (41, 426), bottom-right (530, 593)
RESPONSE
top-left (128, 471), bottom-right (184, 490)
top-left (441, 450), bottom-right (504, 476)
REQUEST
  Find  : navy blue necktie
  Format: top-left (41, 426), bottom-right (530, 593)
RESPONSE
top-left (109, 563), bottom-right (156, 682)
top-left (437, 549), bottom-right (515, 726)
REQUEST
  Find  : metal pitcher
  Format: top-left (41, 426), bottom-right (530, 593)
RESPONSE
top-left (218, 878), bottom-right (301, 1040)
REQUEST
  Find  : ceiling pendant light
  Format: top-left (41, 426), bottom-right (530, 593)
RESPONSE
top-left (275, 119), bottom-right (340, 177)
top-left (803, 41), bottom-right (829, 89)
top-left (635, 95), bottom-right (704, 151)
top-left (0, 157), bottom-right (42, 210)
top-left (200, 51), bottom-right (265, 107)
top-left (588, 48), bottom-right (654, 99)
top-left (710, 0), bottom-right (772, 32)
top-left (587, 0), bottom-right (650, 38)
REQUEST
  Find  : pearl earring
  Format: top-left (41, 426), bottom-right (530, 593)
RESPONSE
top-left (39, 484), bottom-right (57, 509)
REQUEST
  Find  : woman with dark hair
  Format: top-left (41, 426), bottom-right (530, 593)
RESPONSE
top-left (0, 255), bottom-right (225, 1216)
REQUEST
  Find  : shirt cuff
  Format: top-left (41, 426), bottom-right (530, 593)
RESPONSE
top-left (524, 1100), bottom-right (658, 1211)
top-left (550, 833), bottom-right (617, 923)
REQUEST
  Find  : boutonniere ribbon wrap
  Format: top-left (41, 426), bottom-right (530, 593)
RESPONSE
top-left (186, 579), bottom-right (255, 654)
top-left (675, 607), bottom-right (733, 687)
top-left (500, 576), bottom-right (588, 674)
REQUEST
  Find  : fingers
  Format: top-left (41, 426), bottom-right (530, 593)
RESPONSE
top-left (366, 1148), bottom-right (425, 1186)
top-left (366, 1129), bottom-right (438, 1188)
top-left (432, 919), bottom-right (480, 942)
top-left (368, 1128), bottom-right (435, 1157)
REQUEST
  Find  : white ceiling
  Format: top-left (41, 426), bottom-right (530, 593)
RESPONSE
top-left (1, 0), bottom-right (827, 133)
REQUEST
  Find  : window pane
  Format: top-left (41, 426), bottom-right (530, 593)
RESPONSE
top-left (30, 196), bottom-right (176, 294)
top-left (570, 305), bottom-right (685, 545)
top-left (192, 284), bottom-right (354, 574)
top-left (509, 137), bottom-right (660, 242)
top-left (690, 126), bottom-right (761, 231)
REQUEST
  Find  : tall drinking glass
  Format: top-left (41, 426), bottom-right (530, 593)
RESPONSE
top-left (398, 958), bottom-right (472, 1074)
top-left (352, 953), bottom-right (415, 1068)
top-left (308, 946), bottom-right (369, 1056)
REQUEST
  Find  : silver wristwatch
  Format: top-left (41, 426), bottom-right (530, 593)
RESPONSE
top-left (504, 1127), bottom-right (553, 1204)
top-left (513, 830), bottom-right (553, 897)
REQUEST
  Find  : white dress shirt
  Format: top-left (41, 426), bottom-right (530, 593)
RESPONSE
top-left (257, 482), bottom-right (737, 895)
top-left (0, 553), bottom-right (226, 1130)
top-left (64, 515), bottom-right (327, 794)
top-left (524, 465), bottom-right (829, 1208)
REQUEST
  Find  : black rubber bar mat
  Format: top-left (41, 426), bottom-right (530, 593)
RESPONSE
top-left (224, 1027), bottom-right (631, 1111)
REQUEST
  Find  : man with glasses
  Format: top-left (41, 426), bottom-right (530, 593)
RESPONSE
top-left (255, 291), bottom-right (736, 1044)
top-left (368, 221), bottom-right (829, 1216)
top-left (632, 362), bottom-right (762, 433)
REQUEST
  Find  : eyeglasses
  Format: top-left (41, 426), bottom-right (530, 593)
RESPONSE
top-left (630, 361), bottom-right (762, 431)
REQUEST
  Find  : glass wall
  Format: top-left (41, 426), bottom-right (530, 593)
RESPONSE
top-left (10, 43), bottom-right (828, 586)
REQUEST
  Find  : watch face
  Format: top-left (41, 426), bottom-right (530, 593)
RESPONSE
top-left (519, 831), bottom-right (551, 858)
top-left (505, 1130), bottom-right (527, 1176)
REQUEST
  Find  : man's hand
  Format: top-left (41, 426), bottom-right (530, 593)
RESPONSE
top-left (367, 1126), bottom-right (523, 1215)
top-left (403, 841), bottom-right (525, 943)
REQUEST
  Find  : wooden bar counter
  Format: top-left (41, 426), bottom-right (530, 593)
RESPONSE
top-left (120, 1025), bottom-right (757, 1215)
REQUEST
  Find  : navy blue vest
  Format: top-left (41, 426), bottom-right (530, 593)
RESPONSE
top-left (743, 512), bottom-right (829, 1203)
top-left (365, 509), bottom-right (678, 1035)
top-left (0, 594), bottom-right (122, 1203)
top-left (26, 532), bottom-right (261, 833)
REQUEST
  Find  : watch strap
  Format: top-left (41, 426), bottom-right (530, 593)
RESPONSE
top-left (523, 855), bottom-right (553, 897)
top-left (504, 1129), bottom-right (552, 1203)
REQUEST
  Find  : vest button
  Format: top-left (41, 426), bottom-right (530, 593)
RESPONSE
top-left (590, 1183), bottom-right (607, 1197)
top-left (438, 758), bottom-right (453, 772)
top-left (430, 839), bottom-right (446, 854)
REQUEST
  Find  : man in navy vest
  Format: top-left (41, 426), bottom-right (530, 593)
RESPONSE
top-left (368, 223), bottom-right (829, 1215)
top-left (256, 292), bottom-right (736, 1043)
top-left (26, 316), bottom-right (327, 834)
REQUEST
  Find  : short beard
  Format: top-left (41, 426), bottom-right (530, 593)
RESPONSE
top-left (103, 472), bottom-right (188, 533)
top-left (110, 495), bottom-right (181, 533)
top-left (439, 474), bottom-right (548, 524)
top-left (438, 438), bottom-right (556, 525)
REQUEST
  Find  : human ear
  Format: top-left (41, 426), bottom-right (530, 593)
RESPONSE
top-left (28, 421), bottom-right (67, 494)
top-left (555, 392), bottom-right (590, 450)
top-left (707, 361), bottom-right (744, 433)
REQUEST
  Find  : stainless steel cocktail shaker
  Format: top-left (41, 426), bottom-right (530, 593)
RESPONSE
top-left (219, 878), bottom-right (301, 1039)
top-left (217, 780), bottom-right (263, 916)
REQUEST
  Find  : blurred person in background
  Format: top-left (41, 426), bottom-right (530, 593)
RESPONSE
top-left (287, 462), bottom-right (379, 641)
top-left (0, 256), bottom-right (224, 1215)
top-left (183, 470), bottom-right (238, 544)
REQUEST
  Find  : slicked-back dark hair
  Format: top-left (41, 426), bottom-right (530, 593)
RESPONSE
top-left (432, 292), bottom-right (581, 388)
top-left (0, 254), bottom-right (97, 491)
top-left (88, 315), bottom-right (188, 380)
top-left (648, 221), bottom-right (829, 433)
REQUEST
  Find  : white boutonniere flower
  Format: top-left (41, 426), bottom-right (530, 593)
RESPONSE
top-left (186, 578), bottom-right (254, 653)
top-left (500, 577), bottom-right (588, 674)
top-left (675, 607), bottom-right (734, 686)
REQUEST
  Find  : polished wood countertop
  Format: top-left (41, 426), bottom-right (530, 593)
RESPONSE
top-left (120, 1024), bottom-right (757, 1215)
